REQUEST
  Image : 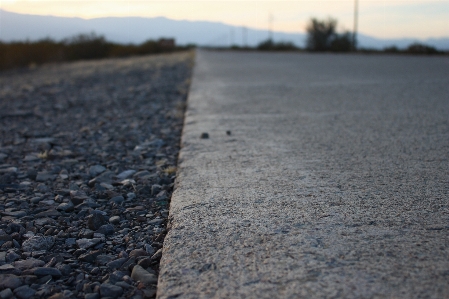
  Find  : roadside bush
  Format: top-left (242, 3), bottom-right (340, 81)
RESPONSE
top-left (383, 46), bottom-right (399, 53)
top-left (330, 32), bottom-right (352, 52)
top-left (406, 43), bottom-right (439, 54)
top-left (257, 39), bottom-right (297, 51)
top-left (64, 33), bottom-right (111, 61)
top-left (306, 17), bottom-right (353, 52)
top-left (0, 39), bottom-right (64, 70)
top-left (0, 33), bottom-right (185, 71)
top-left (306, 18), bottom-right (337, 51)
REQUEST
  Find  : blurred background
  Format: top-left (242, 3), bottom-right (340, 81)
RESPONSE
top-left (1, 0), bottom-right (448, 69)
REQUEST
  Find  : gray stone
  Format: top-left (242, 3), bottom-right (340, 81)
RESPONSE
top-left (87, 213), bottom-right (107, 230)
top-left (78, 228), bottom-right (94, 239)
top-left (0, 264), bottom-right (20, 275)
top-left (76, 238), bottom-right (101, 249)
top-left (147, 218), bottom-right (164, 226)
top-left (106, 258), bottom-right (127, 270)
top-left (34, 267), bottom-right (62, 277)
top-left (0, 288), bottom-right (13, 299)
top-left (151, 248), bottom-right (162, 260)
top-left (99, 283), bottom-right (123, 299)
top-left (13, 285), bottom-right (35, 299)
top-left (129, 249), bottom-right (148, 258)
top-left (84, 293), bottom-right (99, 299)
top-left (5, 252), bottom-right (20, 263)
top-left (108, 270), bottom-right (127, 284)
top-left (96, 224), bottom-right (114, 236)
top-left (96, 255), bottom-right (114, 265)
top-left (56, 264), bottom-right (72, 276)
top-left (145, 244), bottom-right (155, 255)
top-left (109, 196), bottom-right (124, 204)
top-left (21, 236), bottom-right (54, 252)
top-left (56, 201), bottom-right (74, 212)
top-left (109, 216), bottom-right (121, 224)
top-left (34, 209), bottom-right (61, 218)
top-left (78, 250), bottom-right (103, 263)
top-left (92, 170), bottom-right (113, 184)
top-left (14, 258), bottom-right (45, 270)
top-left (151, 185), bottom-right (161, 196)
top-left (69, 190), bottom-right (89, 205)
top-left (0, 252), bottom-right (6, 262)
top-left (131, 265), bottom-right (157, 285)
top-left (65, 238), bottom-right (77, 246)
top-left (1, 211), bottom-right (27, 218)
top-left (116, 170), bottom-right (136, 180)
top-left (35, 172), bottom-right (56, 182)
top-left (115, 281), bottom-right (132, 289)
top-left (137, 257), bottom-right (152, 269)
top-left (88, 165), bottom-right (106, 177)
top-left (0, 274), bottom-right (22, 289)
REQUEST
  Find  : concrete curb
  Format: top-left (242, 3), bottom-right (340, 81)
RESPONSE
top-left (157, 50), bottom-right (449, 299)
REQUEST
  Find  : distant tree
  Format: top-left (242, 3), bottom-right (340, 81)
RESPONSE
top-left (383, 45), bottom-right (399, 53)
top-left (306, 18), bottom-right (337, 51)
top-left (257, 39), bottom-right (297, 51)
top-left (330, 32), bottom-right (352, 52)
top-left (406, 43), bottom-right (439, 54)
top-left (257, 39), bottom-right (275, 50)
top-left (306, 17), bottom-right (354, 52)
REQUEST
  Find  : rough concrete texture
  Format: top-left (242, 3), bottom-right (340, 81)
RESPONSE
top-left (157, 50), bottom-right (449, 299)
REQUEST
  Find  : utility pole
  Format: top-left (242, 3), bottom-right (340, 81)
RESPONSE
top-left (353, 0), bottom-right (359, 51)
top-left (269, 13), bottom-right (273, 41)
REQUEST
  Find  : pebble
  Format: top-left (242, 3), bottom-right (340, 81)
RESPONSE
top-left (0, 288), bottom-right (14, 299)
top-left (110, 196), bottom-right (124, 204)
top-left (76, 238), bottom-right (102, 249)
top-left (96, 224), bottom-right (115, 236)
top-left (0, 52), bottom-right (192, 298)
top-left (0, 274), bottom-right (22, 289)
top-left (87, 213), bottom-right (107, 231)
top-left (14, 258), bottom-right (45, 270)
top-left (56, 201), bottom-right (74, 212)
top-left (34, 267), bottom-right (62, 277)
top-left (109, 216), bottom-right (121, 224)
top-left (21, 236), bottom-right (54, 252)
top-left (100, 283), bottom-right (123, 298)
top-left (88, 165), bottom-right (106, 178)
top-left (131, 265), bottom-right (158, 285)
top-left (13, 285), bottom-right (36, 299)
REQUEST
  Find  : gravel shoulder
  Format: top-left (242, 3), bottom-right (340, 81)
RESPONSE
top-left (0, 51), bottom-right (193, 299)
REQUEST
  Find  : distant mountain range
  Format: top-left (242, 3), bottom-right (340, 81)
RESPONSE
top-left (1, 9), bottom-right (449, 50)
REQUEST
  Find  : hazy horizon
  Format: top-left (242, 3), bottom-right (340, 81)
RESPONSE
top-left (2, 8), bottom-right (449, 50)
top-left (1, 1), bottom-right (449, 40)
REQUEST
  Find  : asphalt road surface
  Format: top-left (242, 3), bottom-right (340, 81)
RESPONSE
top-left (158, 50), bottom-right (449, 299)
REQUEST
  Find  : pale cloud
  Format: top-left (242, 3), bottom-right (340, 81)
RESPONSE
top-left (1, 0), bottom-right (448, 38)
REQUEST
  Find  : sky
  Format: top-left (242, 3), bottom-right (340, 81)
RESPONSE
top-left (1, 0), bottom-right (448, 39)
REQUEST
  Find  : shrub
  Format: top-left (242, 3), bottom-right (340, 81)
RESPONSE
top-left (64, 33), bottom-right (111, 61)
top-left (330, 32), bottom-right (352, 52)
top-left (257, 39), bottom-right (297, 51)
top-left (306, 18), bottom-right (337, 51)
top-left (406, 43), bottom-right (439, 54)
top-left (306, 17), bottom-right (354, 52)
